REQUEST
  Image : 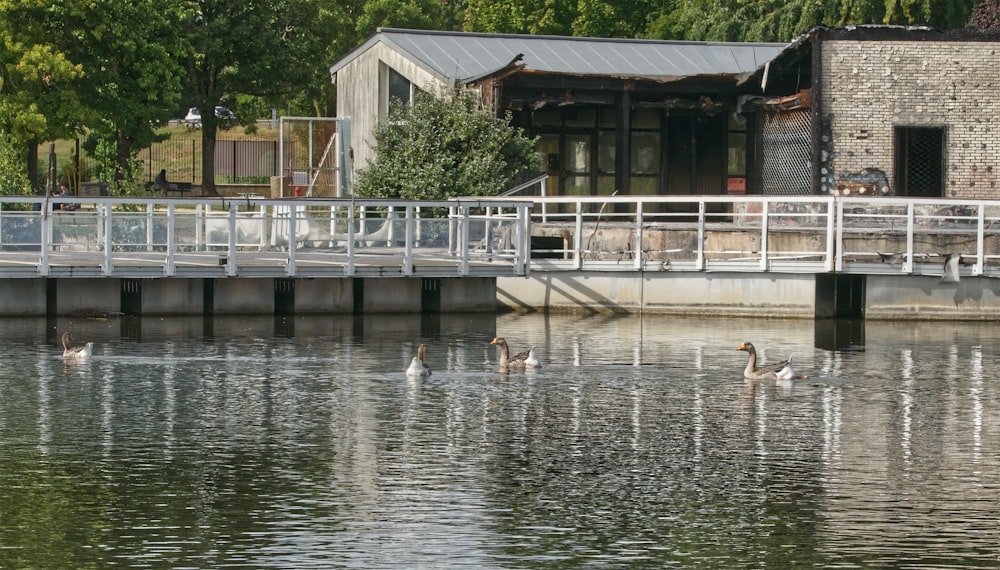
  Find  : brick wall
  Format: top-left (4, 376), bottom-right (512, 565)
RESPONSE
top-left (822, 40), bottom-right (1000, 199)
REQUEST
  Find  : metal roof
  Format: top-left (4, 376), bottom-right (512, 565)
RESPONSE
top-left (330, 28), bottom-right (788, 83)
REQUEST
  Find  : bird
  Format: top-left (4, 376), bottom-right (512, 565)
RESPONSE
top-left (62, 332), bottom-right (93, 359)
top-left (524, 347), bottom-right (542, 369)
top-left (490, 337), bottom-right (539, 372)
top-left (941, 252), bottom-right (964, 283)
top-left (405, 343), bottom-right (431, 377)
top-left (877, 252), bottom-right (906, 264)
top-left (738, 341), bottom-right (800, 381)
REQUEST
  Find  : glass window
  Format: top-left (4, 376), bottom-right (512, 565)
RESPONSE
top-left (633, 108), bottom-right (661, 130)
top-left (598, 131), bottom-right (616, 175)
top-left (631, 132), bottom-right (660, 175)
top-left (565, 135), bottom-right (591, 174)
top-left (388, 68), bottom-right (412, 106)
top-left (564, 109), bottom-right (596, 128)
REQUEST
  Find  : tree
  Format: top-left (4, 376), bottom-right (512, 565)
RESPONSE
top-left (182, 0), bottom-right (328, 196)
top-left (72, 0), bottom-right (188, 190)
top-left (354, 84), bottom-right (541, 201)
top-left (969, 0), bottom-right (1000, 31)
top-left (0, 0), bottom-right (90, 192)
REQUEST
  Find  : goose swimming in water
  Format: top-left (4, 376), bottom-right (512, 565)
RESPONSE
top-left (405, 343), bottom-right (431, 377)
top-left (62, 332), bottom-right (93, 359)
top-left (490, 337), bottom-right (540, 372)
top-left (738, 341), bottom-right (799, 381)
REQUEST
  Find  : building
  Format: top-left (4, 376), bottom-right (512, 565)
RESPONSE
top-left (329, 26), bottom-right (1000, 201)
top-left (328, 28), bottom-right (785, 201)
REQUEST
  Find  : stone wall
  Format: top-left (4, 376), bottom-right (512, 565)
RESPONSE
top-left (822, 40), bottom-right (1000, 199)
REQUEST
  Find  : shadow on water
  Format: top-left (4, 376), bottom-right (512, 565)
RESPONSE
top-left (814, 317), bottom-right (866, 352)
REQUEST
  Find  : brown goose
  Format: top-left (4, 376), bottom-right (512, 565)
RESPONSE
top-left (490, 337), bottom-right (540, 372)
top-left (738, 341), bottom-right (795, 381)
top-left (62, 332), bottom-right (93, 359)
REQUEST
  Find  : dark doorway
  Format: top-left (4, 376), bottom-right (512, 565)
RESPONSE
top-left (895, 126), bottom-right (944, 197)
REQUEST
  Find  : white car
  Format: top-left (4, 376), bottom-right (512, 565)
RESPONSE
top-left (183, 106), bottom-right (237, 129)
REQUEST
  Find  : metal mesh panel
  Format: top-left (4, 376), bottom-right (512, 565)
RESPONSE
top-left (757, 109), bottom-right (812, 195)
top-left (896, 127), bottom-right (943, 197)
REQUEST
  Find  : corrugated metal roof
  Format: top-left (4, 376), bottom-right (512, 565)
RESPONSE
top-left (330, 28), bottom-right (788, 83)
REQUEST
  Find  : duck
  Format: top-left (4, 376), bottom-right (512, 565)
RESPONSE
top-left (62, 331), bottom-right (93, 359)
top-left (405, 343), bottom-right (431, 377)
top-left (738, 341), bottom-right (798, 381)
top-left (490, 337), bottom-right (540, 372)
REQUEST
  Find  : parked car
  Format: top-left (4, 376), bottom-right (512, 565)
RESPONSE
top-left (183, 106), bottom-right (237, 129)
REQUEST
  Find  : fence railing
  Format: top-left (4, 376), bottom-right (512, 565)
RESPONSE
top-left (4, 194), bottom-right (1000, 280)
top-left (477, 192), bottom-right (1000, 279)
top-left (0, 197), bottom-right (531, 278)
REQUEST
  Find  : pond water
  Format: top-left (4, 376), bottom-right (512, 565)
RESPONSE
top-left (1, 312), bottom-right (999, 568)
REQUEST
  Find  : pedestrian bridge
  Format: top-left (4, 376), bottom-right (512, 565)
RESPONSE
top-left (3, 193), bottom-right (998, 279)
top-left (3, 193), bottom-right (1000, 318)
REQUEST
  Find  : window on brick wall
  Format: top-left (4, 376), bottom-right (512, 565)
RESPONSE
top-left (894, 126), bottom-right (944, 197)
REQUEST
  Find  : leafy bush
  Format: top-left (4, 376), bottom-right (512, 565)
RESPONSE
top-left (354, 83), bottom-right (541, 205)
top-left (0, 132), bottom-right (30, 196)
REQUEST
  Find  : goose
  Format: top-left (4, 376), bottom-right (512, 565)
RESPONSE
top-left (490, 337), bottom-right (539, 372)
top-left (62, 332), bottom-right (93, 359)
top-left (738, 341), bottom-right (799, 381)
top-left (405, 343), bottom-right (431, 377)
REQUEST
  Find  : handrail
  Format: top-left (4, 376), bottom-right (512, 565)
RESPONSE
top-left (0, 196), bottom-right (532, 279)
top-left (4, 194), bottom-right (1000, 279)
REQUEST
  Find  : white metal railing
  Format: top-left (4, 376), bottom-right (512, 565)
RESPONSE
top-left (0, 196), bottom-right (531, 278)
top-left (6, 194), bottom-right (1000, 279)
top-left (475, 194), bottom-right (1000, 279)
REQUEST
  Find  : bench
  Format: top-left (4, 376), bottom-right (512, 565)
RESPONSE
top-left (145, 181), bottom-right (194, 196)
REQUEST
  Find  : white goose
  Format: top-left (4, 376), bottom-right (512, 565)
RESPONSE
top-left (405, 343), bottom-right (431, 377)
top-left (62, 332), bottom-right (93, 359)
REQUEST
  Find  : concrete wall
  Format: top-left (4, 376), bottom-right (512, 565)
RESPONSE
top-left (822, 40), bottom-right (1000, 199)
top-left (865, 274), bottom-right (1000, 320)
top-left (498, 272), bottom-right (818, 317)
top-left (0, 278), bottom-right (46, 315)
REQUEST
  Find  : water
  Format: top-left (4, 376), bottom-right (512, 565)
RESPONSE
top-left (1, 312), bottom-right (999, 568)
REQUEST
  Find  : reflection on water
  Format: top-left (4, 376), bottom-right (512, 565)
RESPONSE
top-left (1, 313), bottom-right (999, 567)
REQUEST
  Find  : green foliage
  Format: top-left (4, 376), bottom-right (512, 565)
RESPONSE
top-left (354, 85), bottom-right (541, 201)
top-left (0, 132), bottom-right (30, 195)
top-left (969, 0), bottom-right (1000, 31)
top-left (86, 133), bottom-right (145, 197)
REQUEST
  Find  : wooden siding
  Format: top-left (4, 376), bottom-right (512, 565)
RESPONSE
top-left (336, 43), bottom-right (447, 168)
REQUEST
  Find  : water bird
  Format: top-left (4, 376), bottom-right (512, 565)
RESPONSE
top-left (405, 343), bottom-right (431, 377)
top-left (62, 332), bottom-right (93, 359)
top-left (490, 337), bottom-right (540, 372)
top-left (738, 341), bottom-right (800, 381)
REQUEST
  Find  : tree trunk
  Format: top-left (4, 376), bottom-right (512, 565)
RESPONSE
top-left (201, 122), bottom-right (218, 196)
top-left (27, 141), bottom-right (40, 194)
top-left (115, 129), bottom-right (133, 187)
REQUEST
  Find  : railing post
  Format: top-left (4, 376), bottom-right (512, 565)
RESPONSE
top-left (825, 197), bottom-right (835, 272)
top-left (634, 201), bottom-right (644, 270)
top-left (287, 203), bottom-right (297, 276)
top-left (835, 198), bottom-right (845, 272)
top-left (975, 204), bottom-right (985, 275)
top-left (515, 202), bottom-right (534, 277)
top-left (696, 201), bottom-right (706, 270)
top-left (226, 203), bottom-right (237, 277)
top-left (146, 202), bottom-right (154, 252)
top-left (904, 202), bottom-right (915, 274)
top-left (346, 203), bottom-right (356, 276)
top-left (574, 201), bottom-right (583, 270)
top-left (103, 203), bottom-right (114, 276)
top-left (759, 199), bottom-right (769, 271)
top-left (460, 206), bottom-right (470, 275)
top-left (39, 207), bottom-right (50, 276)
top-left (165, 204), bottom-right (176, 276)
top-left (403, 205), bottom-right (414, 275)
